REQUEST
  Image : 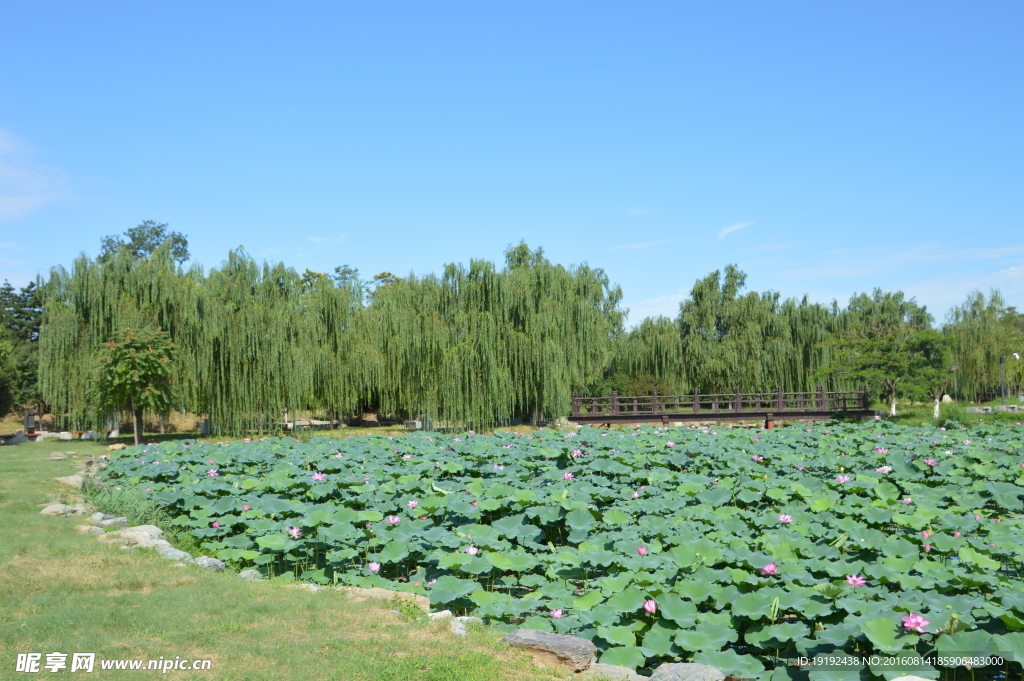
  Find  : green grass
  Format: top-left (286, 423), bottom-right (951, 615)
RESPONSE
top-left (0, 440), bottom-right (565, 681)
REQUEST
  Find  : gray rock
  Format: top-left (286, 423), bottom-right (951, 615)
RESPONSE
top-left (428, 610), bottom-right (453, 620)
top-left (651, 663), bottom-right (726, 681)
top-left (194, 556), bottom-right (226, 572)
top-left (237, 569), bottom-right (263, 580)
top-left (96, 517), bottom-right (128, 528)
top-left (70, 503), bottom-right (96, 516)
top-left (76, 525), bottom-right (104, 534)
top-left (54, 475), bottom-right (84, 489)
top-left (500, 629), bottom-right (596, 672)
top-left (155, 544), bottom-right (194, 563)
top-left (124, 525), bottom-right (163, 538)
top-left (45, 452), bottom-right (67, 460)
top-left (90, 512), bottom-right (116, 521)
top-left (585, 664), bottom-right (645, 681)
top-left (40, 503), bottom-right (73, 516)
top-left (450, 616), bottom-right (482, 636)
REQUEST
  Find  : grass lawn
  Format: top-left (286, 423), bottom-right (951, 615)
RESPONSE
top-left (0, 439), bottom-right (565, 681)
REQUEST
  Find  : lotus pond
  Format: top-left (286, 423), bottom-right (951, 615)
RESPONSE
top-left (98, 420), bottom-right (1024, 679)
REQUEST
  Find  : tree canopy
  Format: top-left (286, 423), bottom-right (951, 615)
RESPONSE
top-left (31, 243), bottom-right (1024, 433)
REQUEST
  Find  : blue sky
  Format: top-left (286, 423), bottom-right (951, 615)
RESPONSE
top-left (1, 2), bottom-right (1021, 325)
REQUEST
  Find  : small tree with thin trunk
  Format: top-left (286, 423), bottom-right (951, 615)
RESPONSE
top-left (94, 327), bottom-right (174, 445)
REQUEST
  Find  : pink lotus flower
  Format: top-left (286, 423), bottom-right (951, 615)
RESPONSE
top-left (924, 544), bottom-right (931, 552)
top-left (761, 563), bottom-right (778, 575)
top-left (903, 497), bottom-right (912, 504)
top-left (206, 469), bottom-right (219, 477)
top-left (311, 472), bottom-right (326, 482)
top-left (564, 472), bottom-right (574, 481)
top-left (643, 599), bottom-right (657, 614)
top-left (922, 530), bottom-right (931, 538)
top-left (368, 562), bottom-right (381, 573)
top-left (963, 440), bottom-right (971, 445)
top-left (901, 613), bottom-right (930, 633)
top-left (666, 441), bottom-right (676, 447)
top-left (470, 500), bottom-right (479, 507)
top-left (208, 459), bottom-right (215, 463)
top-left (385, 516), bottom-right (401, 525)
top-left (796, 466), bottom-right (805, 471)
top-left (243, 438), bottom-right (251, 443)
top-left (752, 455), bottom-right (764, 462)
top-left (212, 522), bottom-right (220, 528)
top-left (453, 438), bottom-right (461, 442)
top-left (975, 514), bottom-right (982, 520)
top-left (876, 466), bottom-right (891, 474)
top-left (407, 500), bottom-right (418, 509)
top-left (493, 464), bottom-right (505, 470)
top-left (778, 514), bottom-right (793, 524)
top-left (996, 518), bottom-right (1002, 523)
top-left (953, 531), bottom-right (961, 537)
top-left (846, 574), bottom-right (866, 587)
top-left (419, 515), bottom-right (428, 520)
top-left (287, 526), bottom-right (302, 539)
top-left (923, 459), bottom-right (937, 468)
top-left (335, 453), bottom-right (344, 458)
top-left (243, 504), bottom-right (250, 511)
top-left (835, 475), bottom-right (851, 483)
top-left (637, 546), bottom-right (647, 556)
top-left (466, 546), bottom-right (479, 556)
top-left (550, 609), bottom-right (563, 619)
top-left (571, 449), bottom-right (583, 457)
top-left (402, 454), bottom-right (411, 460)
top-left (874, 415), bottom-right (881, 420)
top-left (752, 437), bottom-right (759, 442)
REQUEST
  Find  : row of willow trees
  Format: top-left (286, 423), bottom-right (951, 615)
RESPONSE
top-left (38, 242), bottom-right (1022, 434)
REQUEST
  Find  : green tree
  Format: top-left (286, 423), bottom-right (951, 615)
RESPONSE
top-left (94, 327), bottom-right (175, 445)
top-left (944, 290), bottom-right (1021, 401)
top-left (0, 280), bottom-right (43, 415)
top-left (99, 220), bottom-right (190, 264)
top-left (817, 290), bottom-right (933, 415)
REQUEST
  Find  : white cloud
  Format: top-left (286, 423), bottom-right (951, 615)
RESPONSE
top-left (306, 237), bottom-right (330, 243)
top-left (609, 237), bottom-right (682, 251)
top-left (718, 220), bottom-right (756, 239)
top-left (0, 129), bottom-right (67, 221)
top-left (780, 243), bottom-right (1024, 281)
top-left (622, 292), bottom-right (688, 326)
top-left (750, 242), bottom-right (798, 252)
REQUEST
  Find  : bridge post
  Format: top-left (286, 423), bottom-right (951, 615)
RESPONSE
top-left (817, 386), bottom-right (825, 410)
top-left (612, 391), bottom-right (619, 417)
top-left (775, 387), bottom-right (783, 412)
top-left (734, 388), bottom-right (741, 412)
top-left (651, 391), bottom-right (658, 415)
top-left (693, 390), bottom-right (700, 414)
top-left (572, 392), bottom-right (580, 417)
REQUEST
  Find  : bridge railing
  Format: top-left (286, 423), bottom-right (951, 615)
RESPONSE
top-left (571, 388), bottom-right (869, 417)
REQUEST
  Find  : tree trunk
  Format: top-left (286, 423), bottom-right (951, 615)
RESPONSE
top-left (933, 398), bottom-right (940, 419)
top-left (158, 413), bottom-right (165, 434)
top-left (131, 397), bottom-right (143, 446)
top-left (889, 390), bottom-right (897, 416)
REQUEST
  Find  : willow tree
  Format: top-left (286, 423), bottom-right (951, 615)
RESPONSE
top-left (675, 265), bottom-right (789, 394)
top-left (944, 290), bottom-right (1019, 402)
top-left (39, 243), bottom-right (201, 431)
top-left (353, 243), bottom-right (624, 426)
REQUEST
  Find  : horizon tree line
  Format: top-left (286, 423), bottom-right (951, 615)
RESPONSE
top-left (0, 223), bottom-right (1018, 434)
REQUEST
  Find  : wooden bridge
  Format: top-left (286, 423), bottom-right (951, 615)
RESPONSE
top-left (570, 388), bottom-right (876, 427)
